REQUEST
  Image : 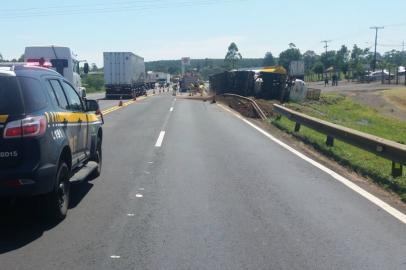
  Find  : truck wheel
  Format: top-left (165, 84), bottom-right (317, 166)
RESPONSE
top-left (89, 138), bottom-right (102, 179)
top-left (45, 162), bottom-right (70, 220)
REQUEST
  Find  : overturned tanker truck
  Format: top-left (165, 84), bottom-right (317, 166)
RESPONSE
top-left (209, 66), bottom-right (288, 101)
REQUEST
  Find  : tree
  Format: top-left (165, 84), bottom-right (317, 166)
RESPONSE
top-left (17, 54), bottom-right (24, 62)
top-left (224, 42), bottom-right (242, 70)
top-left (278, 44), bottom-right (302, 70)
top-left (0, 53), bottom-right (3, 62)
top-left (303, 50), bottom-right (318, 71)
top-left (383, 50), bottom-right (405, 67)
top-left (168, 66), bottom-right (180, 75)
top-left (320, 51), bottom-right (336, 70)
top-left (91, 63), bottom-right (98, 72)
top-left (350, 44), bottom-right (371, 77)
top-left (312, 62), bottom-right (324, 80)
top-left (263, 51), bottom-right (275, 66)
top-left (335, 45), bottom-right (349, 74)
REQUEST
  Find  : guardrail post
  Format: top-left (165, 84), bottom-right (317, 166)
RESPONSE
top-left (392, 162), bottom-right (403, 178)
top-left (326, 135), bottom-right (334, 147)
top-left (294, 123), bottom-right (301, 132)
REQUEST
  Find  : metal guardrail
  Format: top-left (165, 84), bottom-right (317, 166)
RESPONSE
top-left (273, 104), bottom-right (406, 177)
top-left (220, 93), bottom-right (267, 120)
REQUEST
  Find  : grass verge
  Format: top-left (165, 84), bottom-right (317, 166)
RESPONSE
top-left (382, 87), bottom-right (406, 112)
top-left (269, 93), bottom-right (406, 202)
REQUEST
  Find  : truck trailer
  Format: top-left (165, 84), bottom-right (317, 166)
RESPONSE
top-left (180, 72), bottom-right (199, 92)
top-left (103, 52), bottom-right (146, 99)
top-left (146, 71), bottom-right (157, 89)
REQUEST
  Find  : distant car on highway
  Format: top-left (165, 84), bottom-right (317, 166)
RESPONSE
top-left (0, 64), bottom-right (103, 220)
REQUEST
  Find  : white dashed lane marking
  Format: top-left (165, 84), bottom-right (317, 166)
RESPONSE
top-left (155, 131), bottom-right (166, 147)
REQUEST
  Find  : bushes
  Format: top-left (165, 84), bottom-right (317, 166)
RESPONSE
top-left (82, 74), bottom-right (104, 93)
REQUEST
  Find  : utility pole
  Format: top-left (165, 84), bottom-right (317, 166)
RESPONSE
top-left (402, 41), bottom-right (405, 52)
top-left (370, 26), bottom-right (384, 71)
top-left (321, 40), bottom-right (332, 77)
top-left (321, 40), bottom-right (332, 55)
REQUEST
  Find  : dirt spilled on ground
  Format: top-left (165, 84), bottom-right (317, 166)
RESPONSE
top-left (252, 99), bottom-right (277, 117)
top-left (217, 96), bottom-right (258, 118)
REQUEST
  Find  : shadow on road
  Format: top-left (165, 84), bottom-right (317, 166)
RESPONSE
top-left (0, 181), bottom-right (93, 254)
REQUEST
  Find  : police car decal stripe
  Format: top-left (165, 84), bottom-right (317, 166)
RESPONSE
top-left (44, 112), bottom-right (99, 124)
top-left (0, 115), bottom-right (8, 123)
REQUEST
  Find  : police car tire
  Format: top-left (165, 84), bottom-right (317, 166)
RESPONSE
top-left (89, 139), bottom-right (102, 179)
top-left (45, 162), bottom-right (70, 220)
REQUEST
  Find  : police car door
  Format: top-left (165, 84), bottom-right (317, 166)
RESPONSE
top-left (47, 79), bottom-right (82, 165)
top-left (60, 80), bottom-right (88, 163)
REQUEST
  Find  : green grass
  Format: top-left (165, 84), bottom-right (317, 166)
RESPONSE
top-left (85, 86), bottom-right (105, 94)
top-left (270, 93), bottom-right (406, 201)
top-left (82, 73), bottom-right (105, 94)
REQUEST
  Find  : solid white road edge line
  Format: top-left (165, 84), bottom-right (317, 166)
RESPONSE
top-left (155, 131), bottom-right (166, 147)
top-left (217, 103), bottom-right (406, 224)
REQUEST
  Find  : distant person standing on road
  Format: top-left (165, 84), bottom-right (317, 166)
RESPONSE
top-left (332, 74), bottom-right (338, 86)
top-left (324, 76), bottom-right (329, 87)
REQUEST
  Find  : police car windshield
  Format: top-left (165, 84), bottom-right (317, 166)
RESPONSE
top-left (0, 76), bottom-right (47, 115)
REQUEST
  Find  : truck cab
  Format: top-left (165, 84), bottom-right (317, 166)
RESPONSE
top-left (24, 46), bottom-right (88, 98)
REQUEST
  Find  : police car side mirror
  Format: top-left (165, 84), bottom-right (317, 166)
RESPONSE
top-left (85, 99), bottom-right (99, 112)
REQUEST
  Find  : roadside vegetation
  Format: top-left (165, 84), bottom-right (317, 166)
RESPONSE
top-left (81, 73), bottom-right (105, 93)
top-left (270, 93), bottom-right (406, 201)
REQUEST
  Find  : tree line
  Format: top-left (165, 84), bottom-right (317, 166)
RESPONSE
top-left (0, 53), bottom-right (24, 62)
top-left (225, 42), bottom-right (406, 80)
top-left (2, 42), bottom-right (405, 81)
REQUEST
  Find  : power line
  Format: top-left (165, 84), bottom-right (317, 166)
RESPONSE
top-left (0, 0), bottom-right (245, 20)
top-left (370, 26), bottom-right (384, 71)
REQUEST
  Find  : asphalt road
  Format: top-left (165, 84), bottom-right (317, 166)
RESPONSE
top-left (87, 89), bottom-right (166, 111)
top-left (1, 93), bottom-right (406, 270)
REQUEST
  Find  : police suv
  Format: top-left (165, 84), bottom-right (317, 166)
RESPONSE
top-left (0, 64), bottom-right (103, 219)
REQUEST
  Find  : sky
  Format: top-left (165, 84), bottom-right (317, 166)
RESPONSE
top-left (1, 0), bottom-right (406, 66)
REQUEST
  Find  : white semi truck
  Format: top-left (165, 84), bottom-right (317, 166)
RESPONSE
top-left (24, 46), bottom-right (88, 98)
top-left (103, 52), bottom-right (146, 99)
top-left (153, 72), bottom-right (171, 85)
